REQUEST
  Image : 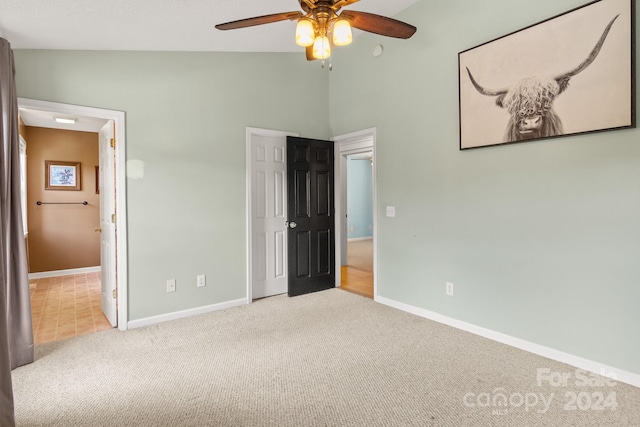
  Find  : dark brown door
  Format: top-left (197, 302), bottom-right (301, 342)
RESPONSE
top-left (287, 136), bottom-right (335, 297)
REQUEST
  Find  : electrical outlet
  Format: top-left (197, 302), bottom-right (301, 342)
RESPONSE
top-left (197, 274), bottom-right (206, 288)
top-left (167, 279), bottom-right (176, 293)
top-left (446, 281), bottom-right (454, 296)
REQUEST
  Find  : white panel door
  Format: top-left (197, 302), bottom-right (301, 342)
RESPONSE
top-left (99, 121), bottom-right (117, 326)
top-left (251, 133), bottom-right (288, 299)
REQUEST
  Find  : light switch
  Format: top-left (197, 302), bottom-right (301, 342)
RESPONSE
top-left (386, 206), bottom-right (396, 217)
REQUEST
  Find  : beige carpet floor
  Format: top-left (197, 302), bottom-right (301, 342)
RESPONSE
top-left (347, 239), bottom-right (373, 271)
top-left (11, 289), bottom-right (640, 426)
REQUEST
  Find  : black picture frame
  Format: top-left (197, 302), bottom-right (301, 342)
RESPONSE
top-left (458, 0), bottom-right (635, 150)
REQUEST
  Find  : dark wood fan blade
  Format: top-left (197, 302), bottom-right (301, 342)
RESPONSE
top-left (216, 12), bottom-right (302, 30)
top-left (339, 10), bottom-right (416, 39)
top-left (306, 45), bottom-right (317, 61)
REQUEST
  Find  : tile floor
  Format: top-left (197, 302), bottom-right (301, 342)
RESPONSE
top-left (29, 272), bottom-right (113, 345)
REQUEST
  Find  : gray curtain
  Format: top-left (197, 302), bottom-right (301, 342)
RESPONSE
top-left (1, 37), bottom-right (34, 427)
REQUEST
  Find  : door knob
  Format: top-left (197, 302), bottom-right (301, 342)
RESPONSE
top-left (94, 228), bottom-right (102, 233)
top-left (288, 222), bottom-right (297, 229)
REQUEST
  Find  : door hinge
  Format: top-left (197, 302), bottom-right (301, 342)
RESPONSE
top-left (111, 213), bottom-right (116, 223)
top-left (112, 289), bottom-right (117, 299)
top-left (110, 138), bottom-right (115, 148)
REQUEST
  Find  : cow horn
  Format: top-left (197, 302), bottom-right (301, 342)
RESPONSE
top-left (466, 67), bottom-right (508, 97)
top-left (554, 14), bottom-right (619, 89)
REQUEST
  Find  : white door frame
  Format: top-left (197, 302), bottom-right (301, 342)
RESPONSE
top-left (246, 127), bottom-right (297, 303)
top-left (19, 97), bottom-right (129, 331)
top-left (332, 128), bottom-right (377, 298)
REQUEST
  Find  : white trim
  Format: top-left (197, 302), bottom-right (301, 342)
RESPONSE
top-left (128, 298), bottom-right (247, 329)
top-left (18, 98), bottom-right (129, 331)
top-left (347, 236), bottom-right (373, 242)
top-left (245, 127), bottom-right (298, 303)
top-left (332, 128), bottom-right (377, 298)
top-left (376, 295), bottom-right (640, 388)
top-left (28, 266), bottom-right (101, 280)
top-left (331, 128), bottom-right (378, 149)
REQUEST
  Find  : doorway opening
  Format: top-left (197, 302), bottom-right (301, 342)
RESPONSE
top-left (333, 128), bottom-right (376, 299)
top-left (18, 98), bottom-right (128, 338)
top-left (340, 152), bottom-right (374, 298)
top-left (247, 127), bottom-right (375, 302)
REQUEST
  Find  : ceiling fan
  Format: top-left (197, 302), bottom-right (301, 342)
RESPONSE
top-left (215, 0), bottom-right (417, 61)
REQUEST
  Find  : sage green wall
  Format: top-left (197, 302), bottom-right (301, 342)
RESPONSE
top-left (14, 50), bottom-right (330, 320)
top-left (12, 0), bottom-right (639, 377)
top-left (329, 0), bottom-right (639, 375)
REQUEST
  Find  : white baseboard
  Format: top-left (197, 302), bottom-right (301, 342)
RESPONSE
top-left (28, 266), bottom-right (101, 280)
top-left (348, 236), bottom-right (373, 242)
top-left (375, 295), bottom-right (640, 389)
top-left (127, 298), bottom-right (248, 330)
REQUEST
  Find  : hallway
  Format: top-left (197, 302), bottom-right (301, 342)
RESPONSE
top-left (29, 272), bottom-right (112, 345)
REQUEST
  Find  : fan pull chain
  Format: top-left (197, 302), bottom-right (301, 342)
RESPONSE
top-left (320, 58), bottom-right (333, 71)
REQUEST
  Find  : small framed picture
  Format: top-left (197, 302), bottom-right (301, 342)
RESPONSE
top-left (45, 160), bottom-right (81, 191)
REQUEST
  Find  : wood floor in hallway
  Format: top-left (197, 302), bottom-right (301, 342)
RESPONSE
top-left (29, 272), bottom-right (113, 345)
top-left (340, 266), bottom-right (373, 299)
top-left (340, 239), bottom-right (374, 299)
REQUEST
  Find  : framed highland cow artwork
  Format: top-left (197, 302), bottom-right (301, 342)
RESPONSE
top-left (458, 0), bottom-right (635, 150)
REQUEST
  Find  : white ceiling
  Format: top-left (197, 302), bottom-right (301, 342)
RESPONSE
top-left (9, 0), bottom-right (419, 131)
top-left (20, 108), bottom-right (108, 133)
top-left (0, 0), bottom-right (419, 53)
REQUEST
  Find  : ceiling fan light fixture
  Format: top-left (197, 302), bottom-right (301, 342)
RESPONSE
top-left (312, 35), bottom-right (331, 59)
top-left (295, 19), bottom-right (315, 47)
top-left (332, 19), bottom-right (352, 46)
top-left (214, 2), bottom-right (417, 63)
